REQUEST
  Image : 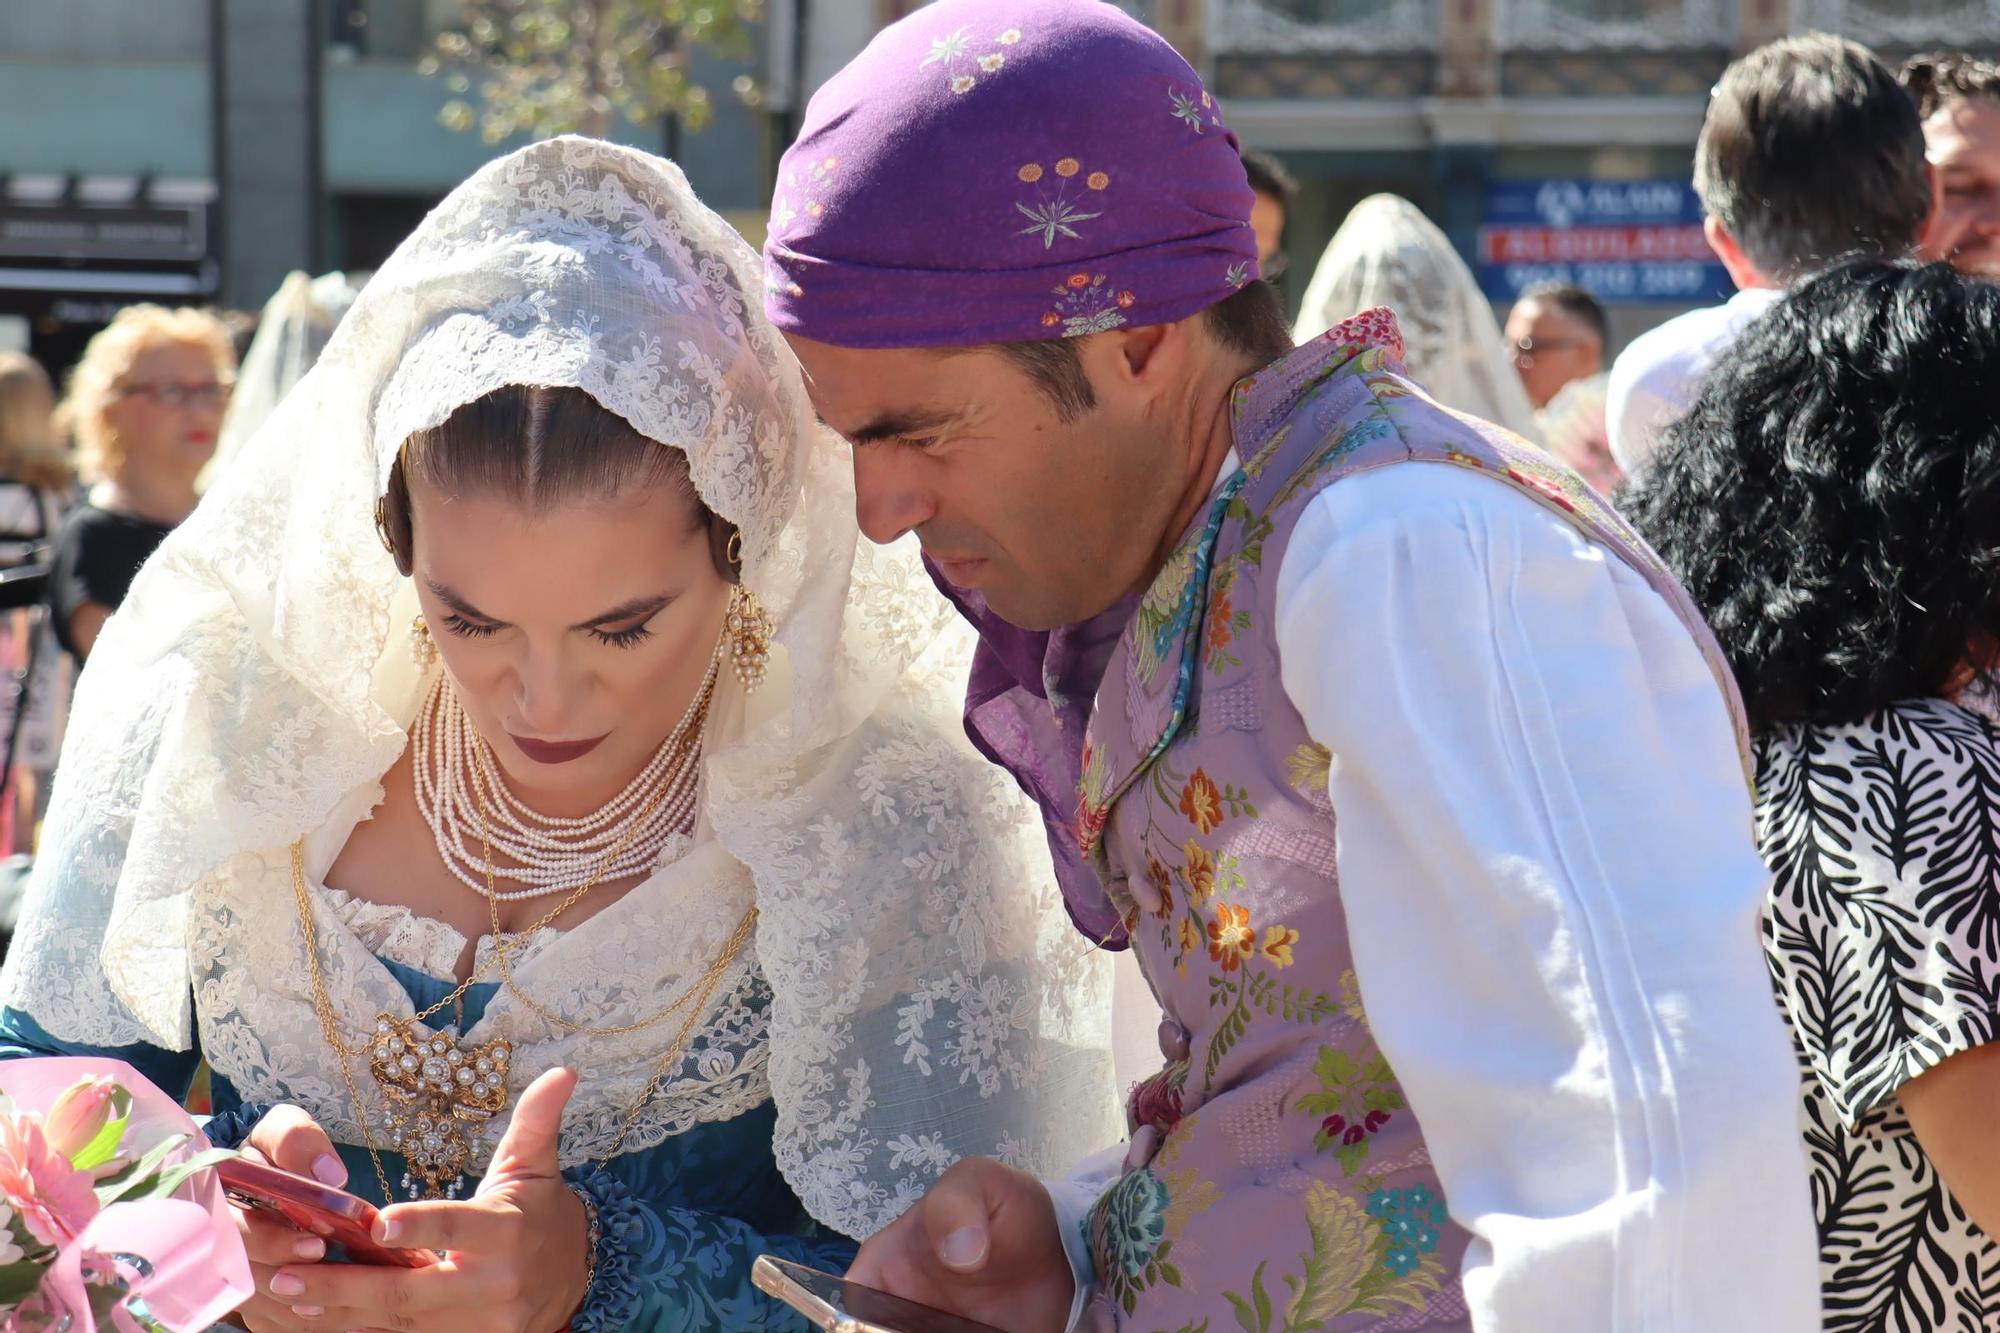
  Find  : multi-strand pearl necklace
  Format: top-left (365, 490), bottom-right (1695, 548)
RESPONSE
top-left (412, 642), bottom-right (721, 902)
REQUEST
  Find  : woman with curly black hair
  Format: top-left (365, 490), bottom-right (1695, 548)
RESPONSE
top-left (1627, 257), bottom-right (2000, 1332)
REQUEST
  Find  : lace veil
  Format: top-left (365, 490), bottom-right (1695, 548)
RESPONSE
top-left (0, 138), bottom-right (1116, 1237)
top-left (206, 269), bottom-right (365, 485)
top-left (1293, 193), bottom-right (1542, 442)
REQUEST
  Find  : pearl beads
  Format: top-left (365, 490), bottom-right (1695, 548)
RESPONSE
top-left (411, 622), bottom-right (725, 901)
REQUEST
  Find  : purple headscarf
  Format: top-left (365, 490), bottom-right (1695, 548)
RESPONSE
top-left (767, 0), bottom-right (1260, 945)
top-left (763, 0), bottom-right (1258, 349)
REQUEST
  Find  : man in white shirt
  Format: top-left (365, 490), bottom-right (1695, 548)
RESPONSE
top-left (1609, 34), bottom-right (1937, 481)
top-left (762, 1), bottom-right (1821, 1327)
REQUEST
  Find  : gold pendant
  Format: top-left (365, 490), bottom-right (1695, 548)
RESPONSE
top-left (367, 1013), bottom-right (512, 1200)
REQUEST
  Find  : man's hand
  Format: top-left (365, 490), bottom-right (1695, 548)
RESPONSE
top-left (848, 1157), bottom-right (1078, 1333)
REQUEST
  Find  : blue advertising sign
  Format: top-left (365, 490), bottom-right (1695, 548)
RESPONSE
top-left (1476, 178), bottom-right (1735, 305)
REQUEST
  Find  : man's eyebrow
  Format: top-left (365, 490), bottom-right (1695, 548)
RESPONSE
top-left (817, 407), bottom-right (957, 446)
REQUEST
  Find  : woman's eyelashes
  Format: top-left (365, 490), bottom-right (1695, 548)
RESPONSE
top-left (437, 613), bottom-right (658, 649)
top-left (588, 622), bottom-right (656, 649)
top-left (439, 612), bottom-right (498, 640)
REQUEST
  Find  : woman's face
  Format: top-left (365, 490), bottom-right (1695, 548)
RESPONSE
top-left (103, 340), bottom-right (228, 479)
top-left (407, 472), bottom-right (732, 812)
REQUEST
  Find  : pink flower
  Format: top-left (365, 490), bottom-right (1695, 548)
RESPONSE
top-left (44, 1076), bottom-right (119, 1161)
top-left (0, 1112), bottom-right (101, 1246)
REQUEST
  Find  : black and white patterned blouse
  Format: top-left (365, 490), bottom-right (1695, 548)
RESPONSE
top-left (1756, 697), bottom-right (2000, 1331)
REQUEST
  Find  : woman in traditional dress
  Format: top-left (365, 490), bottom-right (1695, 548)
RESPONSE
top-left (1628, 258), bottom-right (2000, 1333)
top-left (0, 139), bottom-right (1113, 1332)
top-left (1293, 194), bottom-right (1542, 441)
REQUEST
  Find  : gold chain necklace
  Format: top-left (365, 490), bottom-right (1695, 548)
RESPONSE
top-left (469, 690), bottom-right (732, 1038)
top-left (293, 842), bottom-right (758, 1201)
top-left (290, 666), bottom-right (757, 1200)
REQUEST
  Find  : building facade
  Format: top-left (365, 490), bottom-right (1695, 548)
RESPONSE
top-left (0, 0), bottom-right (1994, 370)
top-left (0, 0), bottom-right (770, 369)
top-left (1180, 0), bottom-right (2000, 340)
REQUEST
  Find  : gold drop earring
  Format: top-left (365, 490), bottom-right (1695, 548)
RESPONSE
top-left (410, 614), bottom-right (437, 671)
top-left (722, 533), bottom-right (771, 693)
top-left (726, 588), bottom-right (771, 693)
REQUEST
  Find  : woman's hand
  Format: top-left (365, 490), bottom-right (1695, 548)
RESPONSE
top-left (230, 1105), bottom-right (348, 1332)
top-left (254, 1068), bottom-right (590, 1333)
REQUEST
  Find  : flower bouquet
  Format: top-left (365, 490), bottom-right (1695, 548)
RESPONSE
top-left (0, 1058), bottom-right (252, 1332)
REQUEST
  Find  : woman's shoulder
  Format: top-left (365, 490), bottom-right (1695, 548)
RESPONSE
top-left (1754, 696), bottom-right (2000, 868)
top-left (1757, 696), bottom-right (2000, 770)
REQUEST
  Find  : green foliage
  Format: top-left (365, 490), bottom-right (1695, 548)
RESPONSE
top-left (424, 0), bottom-right (761, 143)
top-left (94, 1139), bottom-right (236, 1208)
top-left (69, 1105), bottom-right (131, 1173)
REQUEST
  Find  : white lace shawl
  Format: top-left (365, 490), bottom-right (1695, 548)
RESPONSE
top-left (206, 269), bottom-right (364, 486)
top-left (1293, 193), bottom-right (1543, 443)
top-left (0, 137), bottom-right (1117, 1239)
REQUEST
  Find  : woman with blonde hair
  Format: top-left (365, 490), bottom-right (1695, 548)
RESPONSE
top-left (51, 303), bottom-right (234, 660)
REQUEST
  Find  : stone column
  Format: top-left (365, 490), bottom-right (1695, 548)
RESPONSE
top-left (1153, 0), bottom-right (1209, 77)
top-left (211, 0), bottom-right (322, 307)
top-left (874, 0), bottom-right (921, 28)
top-left (1437, 0), bottom-right (1500, 100)
top-left (1735, 0), bottom-right (1791, 53)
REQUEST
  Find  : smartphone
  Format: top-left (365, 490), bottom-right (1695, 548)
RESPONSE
top-left (216, 1157), bottom-right (436, 1269)
top-left (752, 1256), bottom-right (1007, 1333)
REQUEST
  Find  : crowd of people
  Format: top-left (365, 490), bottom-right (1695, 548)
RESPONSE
top-left (0, 3), bottom-right (1994, 1330)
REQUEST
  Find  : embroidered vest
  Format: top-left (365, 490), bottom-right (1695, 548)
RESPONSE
top-left (1074, 310), bottom-right (1747, 1327)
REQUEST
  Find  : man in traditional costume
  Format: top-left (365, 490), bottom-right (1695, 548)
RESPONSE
top-left (763, 2), bottom-right (1821, 1328)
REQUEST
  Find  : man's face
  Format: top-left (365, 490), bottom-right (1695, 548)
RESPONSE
top-left (1921, 97), bottom-right (2000, 277)
top-left (787, 333), bottom-right (1191, 631)
top-left (1250, 190), bottom-right (1286, 273)
top-left (1503, 298), bottom-right (1603, 410)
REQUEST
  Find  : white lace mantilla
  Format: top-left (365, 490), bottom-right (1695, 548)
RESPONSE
top-left (1294, 194), bottom-right (1542, 444)
top-left (0, 137), bottom-right (1117, 1238)
top-left (191, 836), bottom-right (772, 1172)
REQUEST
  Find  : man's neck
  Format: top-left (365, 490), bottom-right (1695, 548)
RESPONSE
top-left (95, 469), bottom-right (198, 528)
top-left (1136, 344), bottom-right (1274, 591)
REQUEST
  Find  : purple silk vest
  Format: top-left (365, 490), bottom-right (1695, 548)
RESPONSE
top-left (1073, 309), bottom-right (1748, 1330)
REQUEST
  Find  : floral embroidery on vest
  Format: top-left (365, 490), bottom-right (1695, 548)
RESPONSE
top-left (1075, 309), bottom-right (1747, 1331)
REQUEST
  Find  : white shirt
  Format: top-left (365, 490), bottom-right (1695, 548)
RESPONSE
top-left (1605, 287), bottom-right (1783, 481)
top-left (1055, 463), bottom-right (1821, 1331)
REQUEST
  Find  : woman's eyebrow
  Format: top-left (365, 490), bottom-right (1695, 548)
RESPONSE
top-left (425, 581), bottom-right (674, 629)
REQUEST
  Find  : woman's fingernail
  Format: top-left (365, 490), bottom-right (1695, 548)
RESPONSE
top-left (311, 1154), bottom-right (347, 1187)
top-left (293, 1236), bottom-right (326, 1261)
top-left (290, 1306), bottom-right (324, 1319)
top-left (376, 1217), bottom-right (401, 1245)
top-left (269, 1272), bottom-right (305, 1297)
top-left (939, 1225), bottom-right (987, 1270)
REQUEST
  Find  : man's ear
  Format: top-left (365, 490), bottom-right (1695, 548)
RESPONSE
top-left (1112, 322), bottom-right (1172, 381)
top-left (1704, 216), bottom-right (1773, 290)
